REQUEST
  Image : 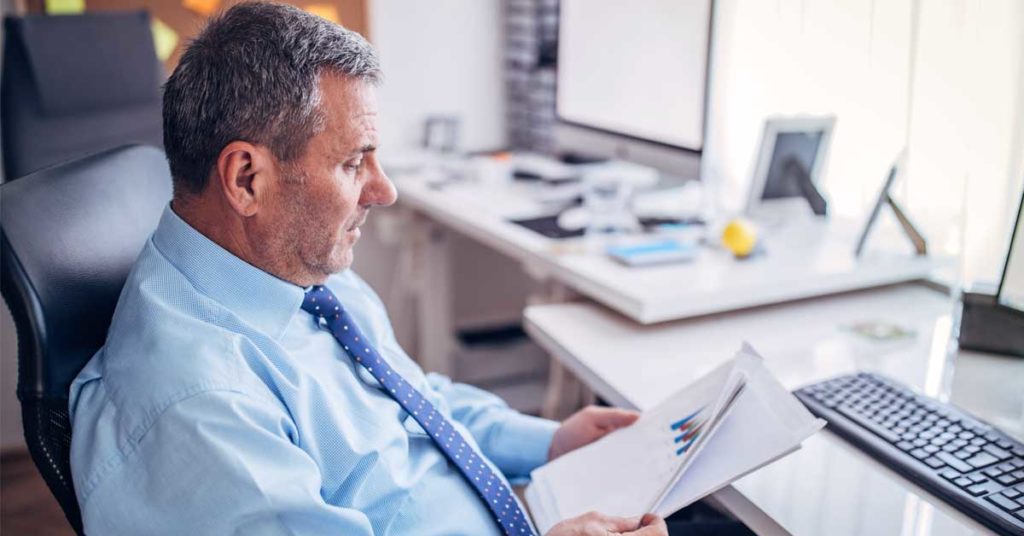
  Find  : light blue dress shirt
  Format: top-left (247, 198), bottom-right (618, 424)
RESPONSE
top-left (69, 206), bottom-right (558, 535)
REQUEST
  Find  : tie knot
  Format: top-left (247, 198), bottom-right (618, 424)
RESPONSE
top-left (301, 285), bottom-right (340, 318)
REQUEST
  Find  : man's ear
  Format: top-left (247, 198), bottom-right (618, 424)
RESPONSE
top-left (214, 141), bottom-right (276, 217)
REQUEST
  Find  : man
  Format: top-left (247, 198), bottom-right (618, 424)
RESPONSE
top-left (68, 3), bottom-right (667, 534)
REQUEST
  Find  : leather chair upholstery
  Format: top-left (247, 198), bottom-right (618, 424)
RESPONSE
top-left (1, 12), bottom-right (164, 180)
top-left (0, 145), bottom-right (172, 533)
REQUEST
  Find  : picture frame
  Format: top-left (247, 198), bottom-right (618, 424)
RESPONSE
top-left (745, 115), bottom-right (836, 217)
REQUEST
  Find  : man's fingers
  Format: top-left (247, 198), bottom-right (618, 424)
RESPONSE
top-left (592, 407), bottom-right (640, 429)
top-left (596, 513), bottom-right (642, 532)
top-left (627, 514), bottom-right (668, 535)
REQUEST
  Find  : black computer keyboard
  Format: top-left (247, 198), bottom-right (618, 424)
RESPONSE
top-left (794, 372), bottom-right (1024, 535)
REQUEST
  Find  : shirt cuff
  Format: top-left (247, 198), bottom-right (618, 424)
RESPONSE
top-left (488, 413), bottom-right (559, 480)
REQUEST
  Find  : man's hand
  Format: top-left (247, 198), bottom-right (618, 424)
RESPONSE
top-left (545, 511), bottom-right (668, 535)
top-left (548, 406), bottom-right (640, 461)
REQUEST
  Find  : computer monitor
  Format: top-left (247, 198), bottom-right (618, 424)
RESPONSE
top-left (554, 0), bottom-right (714, 180)
top-left (998, 186), bottom-right (1024, 312)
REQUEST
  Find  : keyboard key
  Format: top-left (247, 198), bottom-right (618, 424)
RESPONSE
top-left (939, 468), bottom-right (961, 481)
top-left (969, 437), bottom-right (987, 446)
top-left (923, 445), bottom-right (940, 454)
top-left (964, 445), bottom-right (981, 454)
top-left (954, 450), bottom-right (972, 460)
top-left (987, 493), bottom-right (1021, 512)
top-left (937, 452), bottom-right (974, 473)
top-left (966, 452), bottom-right (1000, 469)
top-left (1005, 488), bottom-right (1022, 499)
top-left (982, 445), bottom-right (1011, 460)
top-left (924, 457), bottom-right (945, 469)
top-left (983, 467), bottom-right (1004, 478)
top-left (998, 474), bottom-right (1019, 486)
top-left (954, 477), bottom-right (973, 488)
top-left (996, 440), bottom-right (1013, 450)
top-left (969, 474), bottom-right (987, 484)
top-left (837, 405), bottom-right (901, 443)
top-left (966, 482), bottom-right (1001, 497)
top-left (896, 441), bottom-right (914, 451)
top-left (911, 448), bottom-right (930, 460)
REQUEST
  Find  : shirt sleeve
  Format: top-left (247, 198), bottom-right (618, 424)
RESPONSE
top-left (79, 389), bottom-right (375, 536)
top-left (426, 372), bottom-right (558, 481)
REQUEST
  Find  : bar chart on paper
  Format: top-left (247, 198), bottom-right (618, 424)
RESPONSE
top-left (672, 408), bottom-right (705, 456)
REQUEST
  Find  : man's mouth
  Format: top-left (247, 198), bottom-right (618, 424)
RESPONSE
top-left (347, 214), bottom-right (368, 232)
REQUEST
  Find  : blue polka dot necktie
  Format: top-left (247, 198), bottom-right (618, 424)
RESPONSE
top-left (301, 285), bottom-right (537, 536)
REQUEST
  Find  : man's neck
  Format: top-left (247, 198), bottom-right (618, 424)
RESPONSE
top-left (171, 196), bottom-right (262, 272)
top-left (170, 196), bottom-right (320, 288)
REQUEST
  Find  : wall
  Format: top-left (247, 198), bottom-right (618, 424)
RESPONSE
top-left (704, 0), bottom-right (1024, 283)
top-left (360, 0), bottom-right (532, 334)
top-left (370, 0), bottom-right (507, 153)
top-left (902, 0), bottom-right (1024, 283)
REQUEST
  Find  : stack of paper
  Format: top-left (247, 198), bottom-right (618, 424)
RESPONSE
top-left (525, 344), bottom-right (824, 533)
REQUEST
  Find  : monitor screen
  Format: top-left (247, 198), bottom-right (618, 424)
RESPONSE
top-left (999, 190), bottom-right (1024, 312)
top-left (556, 0), bottom-right (712, 151)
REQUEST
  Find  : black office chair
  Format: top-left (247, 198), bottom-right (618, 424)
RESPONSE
top-left (0, 145), bottom-right (172, 534)
top-left (1, 11), bottom-right (164, 180)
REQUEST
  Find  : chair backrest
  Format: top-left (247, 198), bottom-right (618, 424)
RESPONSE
top-left (0, 145), bottom-right (172, 534)
top-left (1, 12), bottom-right (164, 180)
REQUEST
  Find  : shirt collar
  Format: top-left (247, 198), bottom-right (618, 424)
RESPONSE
top-left (152, 205), bottom-right (306, 339)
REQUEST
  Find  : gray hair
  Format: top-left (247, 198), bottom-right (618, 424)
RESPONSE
top-left (162, 1), bottom-right (382, 195)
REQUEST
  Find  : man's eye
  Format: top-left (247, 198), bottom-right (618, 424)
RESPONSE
top-left (343, 160), bottom-right (363, 172)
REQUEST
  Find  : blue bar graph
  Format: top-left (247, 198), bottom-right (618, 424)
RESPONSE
top-left (670, 406), bottom-right (706, 456)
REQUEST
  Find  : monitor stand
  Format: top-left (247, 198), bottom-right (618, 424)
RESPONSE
top-left (959, 290), bottom-right (1024, 358)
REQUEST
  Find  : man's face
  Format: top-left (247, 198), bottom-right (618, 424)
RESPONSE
top-left (258, 74), bottom-right (396, 285)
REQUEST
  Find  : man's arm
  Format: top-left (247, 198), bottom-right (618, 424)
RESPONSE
top-left (78, 390), bottom-right (375, 536)
top-left (426, 373), bottom-right (558, 480)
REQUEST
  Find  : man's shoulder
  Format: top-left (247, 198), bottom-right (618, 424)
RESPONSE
top-left (69, 236), bottom-right (290, 504)
top-left (72, 240), bottom-right (277, 434)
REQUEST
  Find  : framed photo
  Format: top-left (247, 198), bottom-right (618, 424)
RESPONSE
top-left (745, 115), bottom-right (836, 216)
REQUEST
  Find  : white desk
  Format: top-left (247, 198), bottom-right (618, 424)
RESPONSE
top-left (524, 284), bottom-right (1024, 535)
top-left (393, 174), bottom-right (935, 325)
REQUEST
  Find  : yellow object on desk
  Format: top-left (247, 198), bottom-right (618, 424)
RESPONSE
top-left (721, 218), bottom-right (759, 258)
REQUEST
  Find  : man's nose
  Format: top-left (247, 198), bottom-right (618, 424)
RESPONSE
top-left (362, 165), bottom-right (397, 208)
